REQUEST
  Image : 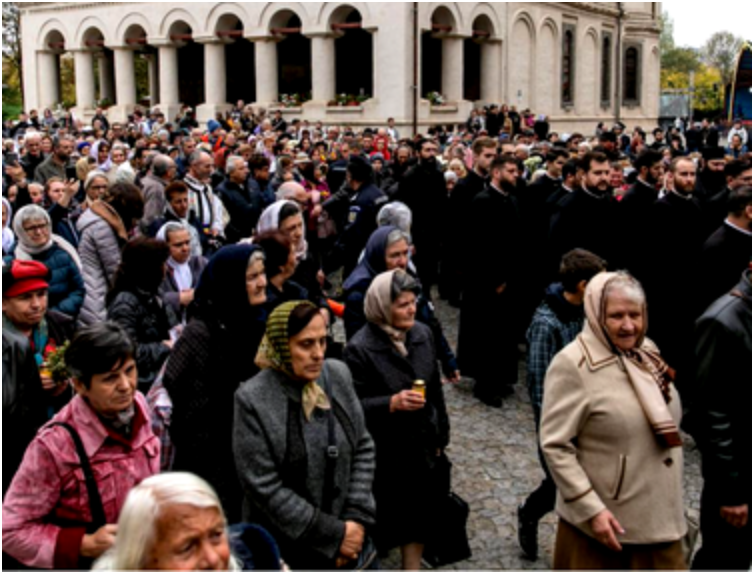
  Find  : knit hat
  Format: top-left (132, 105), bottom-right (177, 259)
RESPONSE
top-left (207, 119), bottom-right (221, 134)
top-left (2, 260), bottom-right (51, 299)
top-left (370, 153), bottom-right (385, 164)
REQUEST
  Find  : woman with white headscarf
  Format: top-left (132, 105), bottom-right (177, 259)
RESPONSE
top-left (5, 205), bottom-right (85, 319)
top-left (2, 197), bottom-right (15, 257)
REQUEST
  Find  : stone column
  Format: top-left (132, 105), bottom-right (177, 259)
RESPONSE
top-left (310, 35), bottom-right (335, 103)
top-left (98, 51), bottom-right (115, 104)
top-left (146, 53), bottom-right (160, 106)
top-left (254, 39), bottom-right (279, 105)
top-left (155, 44), bottom-right (181, 120)
top-left (73, 50), bottom-right (96, 113)
top-left (37, 51), bottom-right (60, 109)
top-left (442, 36), bottom-right (464, 103)
top-left (197, 40), bottom-right (230, 124)
top-left (111, 47), bottom-right (137, 122)
top-left (480, 41), bottom-right (502, 103)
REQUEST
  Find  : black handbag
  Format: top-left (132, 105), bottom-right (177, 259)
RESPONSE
top-left (423, 455), bottom-right (472, 568)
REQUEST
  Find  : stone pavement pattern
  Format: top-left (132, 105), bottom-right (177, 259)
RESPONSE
top-left (376, 297), bottom-right (703, 570)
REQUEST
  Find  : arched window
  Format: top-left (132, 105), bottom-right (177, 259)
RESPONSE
top-left (561, 26), bottom-right (575, 106)
top-left (624, 45), bottom-right (641, 104)
top-left (601, 33), bottom-right (612, 106)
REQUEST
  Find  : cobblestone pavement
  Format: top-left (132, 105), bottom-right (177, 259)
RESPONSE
top-left (376, 296), bottom-right (703, 570)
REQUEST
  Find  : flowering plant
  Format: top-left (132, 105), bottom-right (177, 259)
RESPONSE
top-left (426, 92), bottom-right (446, 105)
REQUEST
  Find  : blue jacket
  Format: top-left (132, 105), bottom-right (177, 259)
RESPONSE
top-left (4, 244), bottom-right (86, 319)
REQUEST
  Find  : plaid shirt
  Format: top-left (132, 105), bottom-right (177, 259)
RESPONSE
top-left (526, 287), bottom-right (584, 426)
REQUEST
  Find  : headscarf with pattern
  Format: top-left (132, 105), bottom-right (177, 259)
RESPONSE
top-left (256, 300), bottom-right (330, 421)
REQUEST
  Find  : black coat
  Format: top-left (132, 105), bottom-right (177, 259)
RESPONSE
top-left (2, 332), bottom-right (46, 495)
top-left (343, 322), bottom-right (450, 548)
top-left (549, 187), bottom-right (621, 272)
top-left (216, 180), bottom-right (260, 243)
top-left (644, 191), bottom-right (708, 377)
top-left (457, 185), bottom-right (524, 387)
top-left (697, 223), bottom-right (753, 317)
top-left (619, 179), bottom-right (659, 278)
top-left (107, 290), bottom-right (173, 390)
top-left (690, 272), bottom-right (751, 506)
top-left (394, 161), bottom-right (448, 289)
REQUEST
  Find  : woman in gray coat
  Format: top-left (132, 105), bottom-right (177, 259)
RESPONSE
top-left (76, 183), bottom-right (143, 327)
top-left (234, 301), bottom-right (377, 570)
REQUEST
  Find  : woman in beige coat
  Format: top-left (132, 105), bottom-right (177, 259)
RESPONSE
top-left (540, 272), bottom-right (688, 570)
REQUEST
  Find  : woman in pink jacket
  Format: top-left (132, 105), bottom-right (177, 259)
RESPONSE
top-left (2, 322), bottom-right (160, 570)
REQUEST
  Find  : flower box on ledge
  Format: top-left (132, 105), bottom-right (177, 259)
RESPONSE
top-left (269, 106), bottom-right (304, 115)
top-left (430, 103), bottom-right (459, 113)
top-left (327, 105), bottom-right (365, 114)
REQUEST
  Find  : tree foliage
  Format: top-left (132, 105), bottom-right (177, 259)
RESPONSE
top-left (2, 3), bottom-right (21, 74)
top-left (703, 31), bottom-right (744, 87)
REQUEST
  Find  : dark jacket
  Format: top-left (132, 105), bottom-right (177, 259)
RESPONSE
top-left (247, 178), bottom-right (276, 218)
top-left (343, 322), bottom-right (450, 548)
top-left (148, 210), bottom-right (209, 255)
top-left (233, 361), bottom-right (377, 569)
top-left (48, 202), bottom-right (81, 249)
top-left (217, 180), bottom-right (259, 243)
top-left (690, 272), bottom-right (751, 506)
top-left (549, 187), bottom-right (621, 272)
top-left (107, 290), bottom-right (173, 390)
top-left (619, 178), bottom-right (659, 278)
top-left (159, 257), bottom-right (208, 322)
top-left (2, 332), bottom-right (46, 495)
top-left (697, 223), bottom-right (753, 317)
top-left (4, 243), bottom-right (86, 319)
top-left (325, 183), bottom-right (387, 276)
top-left (20, 153), bottom-right (45, 183)
top-left (344, 278), bottom-right (458, 376)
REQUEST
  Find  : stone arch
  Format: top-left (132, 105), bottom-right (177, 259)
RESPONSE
top-left (258, 3), bottom-right (310, 32)
top-left (37, 19), bottom-right (70, 51)
top-left (74, 16), bottom-right (112, 49)
top-left (318, 2), bottom-right (375, 30)
top-left (468, 2), bottom-right (501, 39)
top-left (510, 13), bottom-right (535, 109)
top-left (424, 3), bottom-right (461, 33)
top-left (159, 8), bottom-right (200, 38)
top-left (536, 18), bottom-right (559, 113)
top-left (116, 14), bottom-right (153, 45)
top-left (206, 3), bottom-right (251, 35)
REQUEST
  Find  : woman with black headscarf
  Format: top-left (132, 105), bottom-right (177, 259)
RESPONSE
top-left (163, 244), bottom-right (268, 523)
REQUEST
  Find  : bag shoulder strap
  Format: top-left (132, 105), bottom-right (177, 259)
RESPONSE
top-left (321, 364), bottom-right (340, 514)
top-left (50, 422), bottom-right (107, 530)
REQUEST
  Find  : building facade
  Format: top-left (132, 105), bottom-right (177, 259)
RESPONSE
top-left (21, 2), bottom-right (662, 133)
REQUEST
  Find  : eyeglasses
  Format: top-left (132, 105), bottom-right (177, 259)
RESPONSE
top-left (23, 223), bottom-right (50, 234)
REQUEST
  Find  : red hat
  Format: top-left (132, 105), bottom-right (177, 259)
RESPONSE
top-left (2, 260), bottom-right (51, 299)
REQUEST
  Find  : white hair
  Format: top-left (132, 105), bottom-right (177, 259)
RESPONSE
top-left (276, 181), bottom-right (306, 202)
top-left (377, 202), bottom-right (412, 234)
top-left (93, 473), bottom-right (240, 571)
top-left (604, 271), bottom-right (646, 306)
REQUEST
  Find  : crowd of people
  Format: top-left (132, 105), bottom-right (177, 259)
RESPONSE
top-left (2, 100), bottom-right (751, 571)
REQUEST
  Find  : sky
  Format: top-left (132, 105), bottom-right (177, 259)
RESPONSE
top-left (662, 0), bottom-right (751, 48)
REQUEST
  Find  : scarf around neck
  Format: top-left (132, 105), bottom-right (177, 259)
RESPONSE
top-left (584, 273), bottom-right (682, 449)
top-left (255, 300), bottom-right (330, 421)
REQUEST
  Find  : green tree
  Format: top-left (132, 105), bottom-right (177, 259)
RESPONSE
top-left (703, 31), bottom-right (744, 87)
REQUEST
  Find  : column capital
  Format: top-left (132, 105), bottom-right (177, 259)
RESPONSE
top-left (194, 36), bottom-right (229, 46)
top-left (245, 34), bottom-right (281, 44)
top-left (304, 31), bottom-right (337, 40)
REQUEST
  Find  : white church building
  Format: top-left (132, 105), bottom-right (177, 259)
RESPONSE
top-left (20, 2), bottom-right (662, 132)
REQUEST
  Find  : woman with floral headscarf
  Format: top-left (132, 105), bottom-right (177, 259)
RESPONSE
top-left (234, 301), bottom-right (377, 570)
top-left (540, 272), bottom-right (687, 569)
top-left (343, 269), bottom-right (451, 570)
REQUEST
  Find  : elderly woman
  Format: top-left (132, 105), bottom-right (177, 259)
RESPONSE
top-left (540, 272), bottom-right (687, 569)
top-left (234, 301), bottom-right (377, 570)
top-left (82, 170), bottom-right (110, 209)
top-left (163, 245), bottom-right (268, 524)
top-left (2, 323), bottom-right (160, 570)
top-left (5, 205), bottom-right (85, 319)
top-left (107, 238), bottom-right (175, 392)
top-left (2, 197), bottom-right (14, 256)
top-left (343, 269), bottom-right (451, 570)
top-left (343, 226), bottom-right (459, 381)
top-left (77, 182), bottom-right (144, 327)
top-left (93, 473), bottom-right (282, 571)
top-left (157, 221), bottom-right (208, 324)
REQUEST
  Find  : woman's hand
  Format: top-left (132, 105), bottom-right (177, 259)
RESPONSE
top-left (721, 505), bottom-right (749, 528)
top-left (339, 521), bottom-right (365, 562)
top-left (590, 509), bottom-right (625, 552)
top-left (390, 390), bottom-right (426, 413)
top-left (80, 524), bottom-right (118, 559)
